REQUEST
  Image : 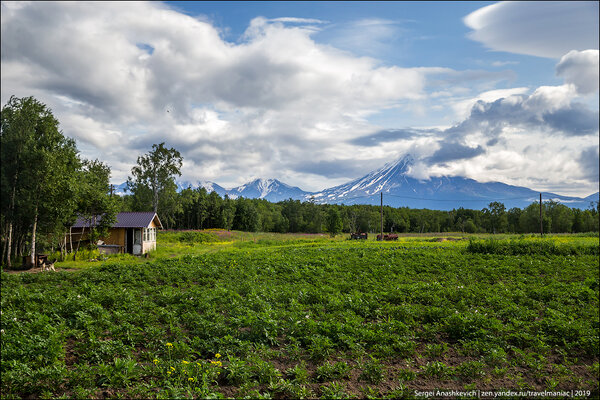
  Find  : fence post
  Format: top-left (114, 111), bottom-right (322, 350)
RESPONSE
top-left (380, 192), bottom-right (383, 241)
top-left (539, 193), bottom-right (543, 237)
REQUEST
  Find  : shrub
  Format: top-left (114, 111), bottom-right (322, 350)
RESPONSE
top-left (466, 238), bottom-right (598, 256)
top-left (359, 357), bottom-right (384, 384)
top-left (178, 231), bottom-right (219, 244)
top-left (315, 361), bottom-right (351, 382)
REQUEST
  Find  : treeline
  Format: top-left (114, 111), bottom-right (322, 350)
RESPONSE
top-left (119, 187), bottom-right (600, 235)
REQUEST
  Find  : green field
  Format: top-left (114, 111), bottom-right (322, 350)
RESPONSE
top-left (1, 232), bottom-right (598, 399)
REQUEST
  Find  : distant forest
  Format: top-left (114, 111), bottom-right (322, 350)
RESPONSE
top-left (116, 188), bottom-right (600, 235)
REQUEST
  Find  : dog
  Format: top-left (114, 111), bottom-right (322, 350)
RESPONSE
top-left (41, 261), bottom-right (56, 272)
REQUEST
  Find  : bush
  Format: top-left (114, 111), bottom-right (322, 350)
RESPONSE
top-left (466, 238), bottom-right (598, 256)
top-left (178, 231), bottom-right (219, 245)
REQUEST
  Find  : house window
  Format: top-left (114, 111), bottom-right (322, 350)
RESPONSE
top-left (143, 227), bottom-right (156, 242)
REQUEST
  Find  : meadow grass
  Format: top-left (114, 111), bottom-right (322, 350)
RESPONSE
top-left (1, 232), bottom-right (598, 398)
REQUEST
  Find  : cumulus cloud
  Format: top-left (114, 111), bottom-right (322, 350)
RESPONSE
top-left (556, 50), bottom-right (599, 95)
top-left (426, 142), bottom-right (485, 164)
top-left (451, 87), bottom-right (529, 120)
top-left (446, 87), bottom-right (598, 140)
top-left (464, 2), bottom-right (598, 58)
top-left (1, 1), bottom-right (431, 188)
top-left (349, 128), bottom-right (438, 147)
top-left (579, 147), bottom-right (600, 181)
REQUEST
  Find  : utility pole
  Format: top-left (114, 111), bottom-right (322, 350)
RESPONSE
top-left (110, 184), bottom-right (114, 197)
top-left (380, 192), bottom-right (383, 241)
top-left (539, 193), bottom-right (543, 237)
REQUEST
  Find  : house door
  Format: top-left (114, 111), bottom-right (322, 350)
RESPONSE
top-left (126, 228), bottom-right (133, 254)
top-left (133, 229), bottom-right (142, 255)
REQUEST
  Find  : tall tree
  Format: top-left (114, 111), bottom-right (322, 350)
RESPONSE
top-left (232, 198), bottom-right (259, 232)
top-left (1, 96), bottom-right (79, 266)
top-left (73, 160), bottom-right (118, 260)
top-left (325, 207), bottom-right (343, 237)
top-left (483, 201), bottom-right (508, 234)
top-left (128, 142), bottom-right (183, 216)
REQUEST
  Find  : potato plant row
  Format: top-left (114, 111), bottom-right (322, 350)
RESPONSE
top-left (1, 238), bottom-right (598, 398)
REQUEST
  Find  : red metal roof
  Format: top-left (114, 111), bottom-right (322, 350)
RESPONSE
top-left (72, 212), bottom-right (162, 229)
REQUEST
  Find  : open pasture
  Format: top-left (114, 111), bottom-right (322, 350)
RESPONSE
top-left (1, 233), bottom-right (598, 398)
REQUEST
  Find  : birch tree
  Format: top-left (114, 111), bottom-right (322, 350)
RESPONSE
top-left (128, 142), bottom-right (182, 217)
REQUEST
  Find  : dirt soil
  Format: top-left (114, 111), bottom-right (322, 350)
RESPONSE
top-left (4, 266), bottom-right (79, 274)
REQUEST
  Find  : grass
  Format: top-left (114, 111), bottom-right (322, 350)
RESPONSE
top-left (1, 231), bottom-right (598, 399)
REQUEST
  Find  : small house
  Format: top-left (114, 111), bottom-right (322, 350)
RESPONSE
top-left (70, 212), bottom-right (163, 255)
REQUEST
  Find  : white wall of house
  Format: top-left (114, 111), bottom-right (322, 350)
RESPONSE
top-left (142, 227), bottom-right (157, 254)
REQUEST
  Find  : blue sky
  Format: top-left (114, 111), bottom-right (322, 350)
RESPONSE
top-left (169, 2), bottom-right (560, 84)
top-left (1, 1), bottom-right (598, 196)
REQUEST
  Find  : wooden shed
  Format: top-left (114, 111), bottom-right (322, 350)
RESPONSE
top-left (70, 212), bottom-right (163, 255)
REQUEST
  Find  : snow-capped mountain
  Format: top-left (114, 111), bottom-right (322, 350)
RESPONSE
top-left (228, 179), bottom-right (309, 202)
top-left (308, 155), bottom-right (416, 203)
top-left (196, 181), bottom-right (228, 197)
top-left (111, 155), bottom-right (598, 210)
top-left (306, 155), bottom-right (597, 210)
top-left (112, 178), bottom-right (307, 202)
top-left (112, 182), bottom-right (130, 195)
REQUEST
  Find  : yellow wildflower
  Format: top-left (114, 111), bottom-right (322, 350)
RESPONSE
top-left (215, 353), bottom-right (221, 359)
top-left (170, 366), bottom-right (175, 371)
top-left (188, 377), bottom-right (194, 382)
top-left (167, 371), bottom-right (172, 375)
top-left (166, 342), bottom-right (173, 348)
top-left (182, 360), bottom-right (189, 364)
top-left (153, 359), bottom-right (159, 365)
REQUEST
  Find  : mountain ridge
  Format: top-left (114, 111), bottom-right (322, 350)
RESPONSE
top-left (112, 155), bottom-right (598, 210)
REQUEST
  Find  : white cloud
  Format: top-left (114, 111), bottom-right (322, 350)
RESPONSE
top-left (269, 17), bottom-right (327, 25)
top-left (490, 60), bottom-right (518, 67)
top-left (1, 1), bottom-right (433, 190)
top-left (523, 84), bottom-right (578, 113)
top-left (556, 50), bottom-right (599, 95)
top-left (452, 87), bottom-right (530, 120)
top-left (315, 18), bottom-right (405, 59)
top-left (397, 52), bottom-right (599, 195)
top-left (464, 2), bottom-right (599, 58)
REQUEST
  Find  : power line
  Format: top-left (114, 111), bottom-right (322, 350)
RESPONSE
top-left (385, 193), bottom-right (538, 202)
top-left (314, 191), bottom-right (548, 204)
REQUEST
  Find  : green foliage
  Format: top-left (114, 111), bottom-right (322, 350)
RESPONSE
top-left (420, 361), bottom-right (454, 379)
top-left (315, 361), bottom-right (351, 382)
top-left (397, 368), bottom-right (416, 382)
top-left (139, 189), bottom-right (600, 236)
top-left (358, 356), bottom-right (384, 384)
top-left (467, 238), bottom-right (599, 255)
top-left (455, 361), bottom-right (486, 380)
top-left (1, 95), bottom-right (81, 265)
top-left (325, 207), bottom-right (343, 237)
top-left (232, 198), bottom-right (260, 232)
top-left (286, 362), bottom-right (310, 384)
top-left (127, 142), bottom-right (182, 227)
top-left (1, 235), bottom-right (598, 398)
top-left (74, 159), bottom-right (119, 258)
top-left (177, 231), bottom-right (220, 244)
top-left (320, 382), bottom-right (349, 399)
